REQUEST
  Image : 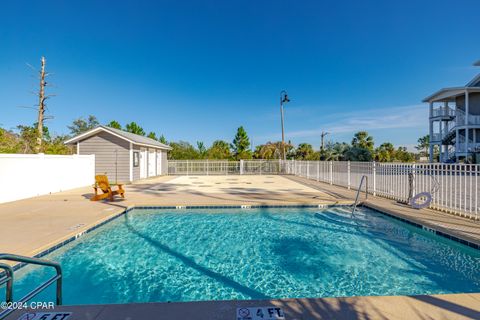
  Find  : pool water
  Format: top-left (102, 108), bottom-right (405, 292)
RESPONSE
top-left (8, 207), bottom-right (480, 304)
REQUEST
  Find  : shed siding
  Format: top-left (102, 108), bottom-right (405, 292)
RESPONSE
top-left (131, 144), bottom-right (168, 178)
top-left (79, 132), bottom-right (130, 183)
top-left (132, 144), bottom-right (141, 181)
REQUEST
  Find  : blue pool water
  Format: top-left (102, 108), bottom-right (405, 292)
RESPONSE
top-left (7, 207), bottom-right (480, 304)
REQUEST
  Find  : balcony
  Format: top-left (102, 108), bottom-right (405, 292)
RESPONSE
top-left (431, 107), bottom-right (455, 118)
top-left (456, 142), bottom-right (480, 153)
top-left (431, 133), bottom-right (443, 142)
top-left (455, 110), bottom-right (480, 126)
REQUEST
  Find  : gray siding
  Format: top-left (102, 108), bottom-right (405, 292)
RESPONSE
top-left (132, 144), bottom-right (141, 181)
top-left (456, 93), bottom-right (480, 115)
top-left (79, 132), bottom-right (130, 183)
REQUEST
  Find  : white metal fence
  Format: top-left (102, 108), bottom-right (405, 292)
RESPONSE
top-left (293, 161), bottom-right (479, 221)
top-left (168, 160), bottom-right (480, 220)
top-left (168, 160), bottom-right (283, 175)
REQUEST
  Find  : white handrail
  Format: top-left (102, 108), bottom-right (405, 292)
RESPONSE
top-left (351, 175), bottom-right (368, 217)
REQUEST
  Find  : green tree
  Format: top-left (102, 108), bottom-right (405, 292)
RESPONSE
top-left (196, 141), bottom-right (207, 158)
top-left (168, 141), bottom-right (200, 159)
top-left (43, 135), bottom-right (73, 155)
top-left (68, 115), bottom-right (99, 135)
top-left (125, 122), bottom-right (145, 136)
top-left (320, 142), bottom-right (349, 161)
top-left (159, 134), bottom-right (167, 144)
top-left (347, 131), bottom-right (375, 161)
top-left (32, 122), bottom-right (51, 141)
top-left (254, 142), bottom-right (276, 160)
top-left (295, 143), bottom-right (315, 160)
top-left (415, 135), bottom-right (430, 156)
top-left (147, 132), bottom-right (157, 140)
top-left (231, 126), bottom-right (252, 159)
top-left (395, 147), bottom-right (415, 162)
top-left (352, 131), bottom-right (374, 150)
top-left (107, 120), bottom-right (122, 130)
top-left (16, 125), bottom-right (39, 153)
top-left (375, 142), bottom-right (395, 162)
top-left (0, 128), bottom-right (21, 153)
top-left (344, 147), bottom-right (373, 162)
top-left (206, 140), bottom-right (231, 159)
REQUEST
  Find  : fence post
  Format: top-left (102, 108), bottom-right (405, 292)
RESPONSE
top-left (317, 161), bottom-right (320, 181)
top-left (186, 160), bottom-right (189, 176)
top-left (347, 161), bottom-right (351, 189)
top-left (373, 161), bottom-right (376, 196)
top-left (240, 160), bottom-right (244, 175)
top-left (329, 161), bottom-right (333, 185)
top-left (412, 163), bottom-right (416, 197)
top-left (206, 160), bottom-right (209, 176)
top-left (307, 162), bottom-right (310, 179)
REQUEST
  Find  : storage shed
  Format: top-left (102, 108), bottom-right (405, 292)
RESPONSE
top-left (65, 125), bottom-right (171, 183)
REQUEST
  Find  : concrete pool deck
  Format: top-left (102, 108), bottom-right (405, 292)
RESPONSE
top-left (1, 174), bottom-right (480, 320)
top-left (6, 292), bottom-right (480, 320)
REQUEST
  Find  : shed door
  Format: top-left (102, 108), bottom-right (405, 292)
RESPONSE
top-left (156, 150), bottom-right (162, 175)
top-left (148, 149), bottom-right (156, 177)
top-left (140, 148), bottom-right (148, 179)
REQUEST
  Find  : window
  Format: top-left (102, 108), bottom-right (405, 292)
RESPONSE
top-left (133, 152), bottom-right (139, 167)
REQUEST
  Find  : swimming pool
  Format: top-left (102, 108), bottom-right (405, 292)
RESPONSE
top-left (8, 206), bottom-right (480, 305)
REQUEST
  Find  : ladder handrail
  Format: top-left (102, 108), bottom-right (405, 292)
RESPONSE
top-left (351, 175), bottom-right (368, 217)
top-left (0, 253), bottom-right (62, 319)
top-left (0, 263), bottom-right (14, 303)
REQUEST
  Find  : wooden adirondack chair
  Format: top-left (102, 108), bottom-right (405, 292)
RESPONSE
top-left (91, 175), bottom-right (125, 201)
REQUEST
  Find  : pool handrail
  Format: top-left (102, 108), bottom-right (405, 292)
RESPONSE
top-left (0, 263), bottom-right (14, 303)
top-left (351, 175), bottom-right (368, 217)
top-left (0, 253), bottom-right (62, 319)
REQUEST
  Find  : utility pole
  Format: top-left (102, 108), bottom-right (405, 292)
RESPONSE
top-left (320, 131), bottom-right (329, 151)
top-left (36, 56), bottom-right (47, 153)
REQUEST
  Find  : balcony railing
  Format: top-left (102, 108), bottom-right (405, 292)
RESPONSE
top-left (431, 107), bottom-right (455, 118)
top-left (456, 142), bottom-right (480, 153)
top-left (456, 110), bottom-right (480, 126)
top-left (431, 133), bottom-right (443, 142)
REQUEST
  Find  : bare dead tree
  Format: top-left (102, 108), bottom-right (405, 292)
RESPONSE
top-left (34, 56), bottom-right (55, 153)
top-left (35, 57), bottom-right (47, 152)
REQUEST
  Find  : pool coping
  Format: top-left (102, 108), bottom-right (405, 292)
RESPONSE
top-left (362, 201), bottom-right (480, 250)
top-left (6, 292), bottom-right (480, 320)
top-left (5, 202), bottom-right (480, 275)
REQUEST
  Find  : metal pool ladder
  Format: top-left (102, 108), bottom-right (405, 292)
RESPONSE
top-left (351, 175), bottom-right (368, 217)
top-left (0, 253), bottom-right (62, 319)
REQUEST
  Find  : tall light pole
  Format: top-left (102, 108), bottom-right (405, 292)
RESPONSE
top-left (320, 131), bottom-right (329, 151)
top-left (280, 90), bottom-right (290, 160)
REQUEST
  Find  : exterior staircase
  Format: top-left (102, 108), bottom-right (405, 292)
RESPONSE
top-left (442, 129), bottom-right (456, 145)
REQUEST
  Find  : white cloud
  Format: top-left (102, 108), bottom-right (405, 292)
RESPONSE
top-left (258, 104), bottom-right (427, 141)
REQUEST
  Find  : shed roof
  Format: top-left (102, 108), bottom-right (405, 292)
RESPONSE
top-left (64, 125), bottom-right (172, 150)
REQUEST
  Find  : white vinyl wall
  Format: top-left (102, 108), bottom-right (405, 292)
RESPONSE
top-left (0, 154), bottom-right (95, 204)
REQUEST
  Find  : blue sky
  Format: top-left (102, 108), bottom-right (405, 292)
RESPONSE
top-left (1, 0), bottom-right (479, 150)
